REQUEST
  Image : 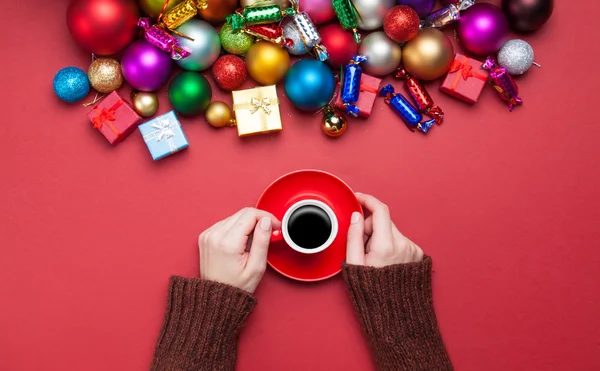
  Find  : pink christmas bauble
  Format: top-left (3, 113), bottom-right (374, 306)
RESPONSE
top-left (457, 3), bottom-right (509, 55)
top-left (300, 0), bottom-right (335, 24)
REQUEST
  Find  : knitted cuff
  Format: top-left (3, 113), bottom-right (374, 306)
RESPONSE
top-left (343, 257), bottom-right (452, 371)
top-left (151, 276), bottom-right (257, 371)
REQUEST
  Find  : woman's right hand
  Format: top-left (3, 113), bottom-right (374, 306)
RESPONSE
top-left (198, 208), bottom-right (281, 294)
top-left (346, 193), bottom-right (424, 267)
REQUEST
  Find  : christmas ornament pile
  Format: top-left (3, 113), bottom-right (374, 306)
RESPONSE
top-left (53, 0), bottom-right (553, 160)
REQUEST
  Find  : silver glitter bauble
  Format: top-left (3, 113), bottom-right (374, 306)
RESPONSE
top-left (358, 32), bottom-right (402, 77)
top-left (283, 21), bottom-right (308, 56)
top-left (497, 39), bottom-right (535, 75)
top-left (353, 0), bottom-right (396, 30)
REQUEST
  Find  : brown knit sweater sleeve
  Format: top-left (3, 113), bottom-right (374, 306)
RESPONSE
top-left (342, 256), bottom-right (453, 371)
top-left (151, 276), bottom-right (256, 371)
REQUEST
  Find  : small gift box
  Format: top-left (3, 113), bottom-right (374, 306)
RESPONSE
top-left (139, 111), bottom-right (189, 161)
top-left (333, 73), bottom-right (382, 118)
top-left (232, 85), bottom-right (282, 137)
top-left (86, 91), bottom-right (142, 144)
top-left (440, 54), bottom-right (489, 104)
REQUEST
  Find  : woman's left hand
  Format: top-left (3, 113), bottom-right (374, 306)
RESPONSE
top-left (198, 208), bottom-right (282, 294)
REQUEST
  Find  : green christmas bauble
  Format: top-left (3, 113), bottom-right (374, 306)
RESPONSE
top-left (168, 71), bottom-right (212, 116)
top-left (219, 23), bottom-right (255, 56)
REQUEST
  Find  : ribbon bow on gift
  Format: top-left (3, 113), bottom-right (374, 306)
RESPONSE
top-left (450, 59), bottom-right (487, 81)
top-left (232, 87), bottom-right (281, 135)
top-left (449, 56), bottom-right (487, 92)
top-left (143, 117), bottom-right (179, 153)
top-left (151, 119), bottom-right (176, 141)
top-left (92, 99), bottom-right (124, 137)
top-left (249, 97), bottom-right (272, 115)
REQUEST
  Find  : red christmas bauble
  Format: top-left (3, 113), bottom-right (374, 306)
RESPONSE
top-left (384, 5), bottom-right (421, 43)
top-left (320, 24), bottom-right (359, 69)
top-left (212, 55), bottom-right (248, 91)
top-left (67, 0), bottom-right (139, 55)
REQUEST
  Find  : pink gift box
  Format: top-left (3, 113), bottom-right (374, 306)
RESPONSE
top-left (86, 91), bottom-right (142, 145)
top-left (440, 54), bottom-right (489, 104)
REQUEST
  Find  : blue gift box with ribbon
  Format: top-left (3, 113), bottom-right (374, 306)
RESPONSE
top-left (139, 111), bottom-right (189, 160)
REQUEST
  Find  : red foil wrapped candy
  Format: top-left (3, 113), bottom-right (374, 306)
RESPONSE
top-left (396, 68), bottom-right (444, 124)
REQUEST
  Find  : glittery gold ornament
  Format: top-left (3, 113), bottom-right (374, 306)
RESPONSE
top-left (402, 28), bottom-right (454, 81)
top-left (132, 92), bottom-right (159, 117)
top-left (88, 58), bottom-right (123, 93)
top-left (245, 41), bottom-right (290, 85)
top-left (205, 101), bottom-right (236, 128)
top-left (322, 107), bottom-right (347, 137)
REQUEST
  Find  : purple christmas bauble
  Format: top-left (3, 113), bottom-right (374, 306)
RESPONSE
top-left (397, 0), bottom-right (436, 18)
top-left (121, 40), bottom-right (173, 92)
top-left (457, 3), bottom-right (509, 56)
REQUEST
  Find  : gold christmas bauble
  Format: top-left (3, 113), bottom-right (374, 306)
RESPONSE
top-left (322, 108), bottom-right (347, 137)
top-left (402, 28), bottom-right (454, 81)
top-left (88, 58), bottom-right (123, 94)
top-left (139, 0), bottom-right (183, 18)
top-left (132, 92), bottom-right (159, 118)
top-left (205, 101), bottom-right (235, 128)
top-left (245, 41), bottom-right (290, 85)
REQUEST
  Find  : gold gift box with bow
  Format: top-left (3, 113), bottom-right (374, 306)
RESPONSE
top-left (232, 85), bottom-right (282, 137)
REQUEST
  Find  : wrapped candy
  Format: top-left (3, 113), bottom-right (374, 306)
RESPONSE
top-left (482, 56), bottom-right (523, 111)
top-left (333, 73), bottom-right (381, 118)
top-left (341, 56), bottom-right (367, 117)
top-left (422, 0), bottom-right (475, 29)
top-left (396, 68), bottom-right (443, 124)
top-left (379, 84), bottom-right (436, 134)
top-left (290, 12), bottom-right (329, 61)
top-left (160, 0), bottom-right (209, 30)
top-left (227, 4), bottom-right (297, 32)
top-left (138, 18), bottom-right (191, 60)
top-left (332, 0), bottom-right (361, 43)
top-left (243, 24), bottom-right (293, 47)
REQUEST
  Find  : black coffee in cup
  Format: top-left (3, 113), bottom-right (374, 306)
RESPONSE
top-left (287, 205), bottom-right (332, 249)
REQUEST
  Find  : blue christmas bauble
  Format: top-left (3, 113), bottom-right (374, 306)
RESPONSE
top-left (284, 60), bottom-right (335, 111)
top-left (53, 67), bottom-right (90, 103)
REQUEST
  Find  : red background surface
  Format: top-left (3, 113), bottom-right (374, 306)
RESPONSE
top-left (1, 1), bottom-right (599, 370)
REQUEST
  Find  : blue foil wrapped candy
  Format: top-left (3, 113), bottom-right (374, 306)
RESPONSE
top-left (341, 55), bottom-right (367, 117)
top-left (139, 111), bottom-right (189, 160)
top-left (379, 84), bottom-right (436, 134)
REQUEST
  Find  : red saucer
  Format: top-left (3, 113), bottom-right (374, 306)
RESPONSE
top-left (257, 170), bottom-right (362, 282)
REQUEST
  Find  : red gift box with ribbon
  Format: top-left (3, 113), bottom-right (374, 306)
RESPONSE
top-left (440, 54), bottom-right (489, 104)
top-left (333, 73), bottom-right (382, 118)
top-left (86, 91), bottom-right (142, 144)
